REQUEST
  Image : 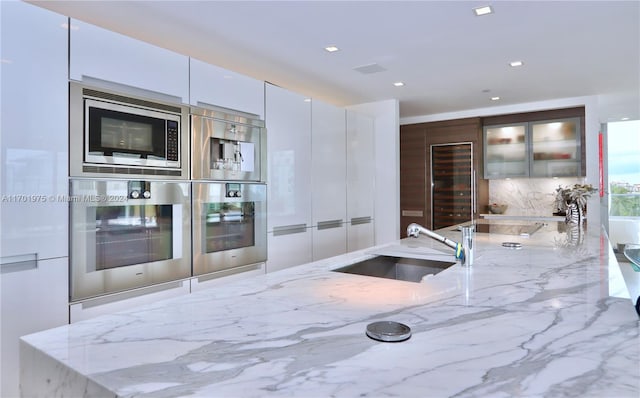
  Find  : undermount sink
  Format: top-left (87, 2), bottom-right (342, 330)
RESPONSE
top-left (333, 255), bottom-right (455, 283)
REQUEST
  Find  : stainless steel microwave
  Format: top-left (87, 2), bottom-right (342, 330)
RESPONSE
top-left (70, 82), bottom-right (190, 179)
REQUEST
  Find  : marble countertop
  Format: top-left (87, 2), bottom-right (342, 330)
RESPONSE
top-left (21, 221), bottom-right (640, 397)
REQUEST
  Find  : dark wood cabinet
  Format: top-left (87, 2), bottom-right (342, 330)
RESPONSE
top-left (400, 117), bottom-right (488, 235)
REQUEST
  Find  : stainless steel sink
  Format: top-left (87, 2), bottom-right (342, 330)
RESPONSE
top-left (333, 255), bottom-right (455, 282)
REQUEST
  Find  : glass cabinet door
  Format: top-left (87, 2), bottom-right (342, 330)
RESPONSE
top-left (530, 118), bottom-right (581, 177)
top-left (484, 124), bottom-right (528, 178)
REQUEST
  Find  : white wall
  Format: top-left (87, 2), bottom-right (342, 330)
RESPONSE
top-left (401, 95), bottom-right (603, 227)
top-left (347, 99), bottom-right (400, 243)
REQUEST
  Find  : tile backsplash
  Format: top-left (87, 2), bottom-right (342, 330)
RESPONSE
top-left (487, 177), bottom-right (585, 216)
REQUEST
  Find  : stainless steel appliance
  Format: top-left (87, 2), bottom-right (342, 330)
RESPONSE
top-left (69, 179), bottom-right (191, 301)
top-left (191, 106), bottom-right (265, 182)
top-left (70, 82), bottom-right (190, 179)
top-left (192, 182), bottom-right (267, 276)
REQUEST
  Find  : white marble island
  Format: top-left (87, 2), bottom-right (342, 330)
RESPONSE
top-left (21, 221), bottom-right (640, 397)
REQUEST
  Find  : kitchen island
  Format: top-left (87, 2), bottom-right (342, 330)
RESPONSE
top-left (21, 221), bottom-right (640, 397)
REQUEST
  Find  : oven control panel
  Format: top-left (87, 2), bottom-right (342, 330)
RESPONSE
top-left (225, 183), bottom-right (242, 198)
top-left (128, 181), bottom-right (151, 199)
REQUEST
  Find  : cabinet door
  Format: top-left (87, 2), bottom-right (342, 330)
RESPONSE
top-left (313, 223), bottom-right (347, 261)
top-left (1, 1), bottom-right (68, 260)
top-left (530, 118), bottom-right (582, 177)
top-left (312, 101), bottom-right (346, 226)
top-left (347, 220), bottom-right (375, 252)
top-left (1, 257), bottom-right (68, 398)
top-left (69, 19), bottom-right (189, 102)
top-left (266, 229), bottom-right (312, 272)
top-left (69, 280), bottom-right (190, 323)
top-left (484, 123), bottom-right (528, 178)
top-left (346, 111), bottom-right (375, 250)
top-left (265, 84), bottom-right (312, 231)
top-left (190, 58), bottom-right (265, 118)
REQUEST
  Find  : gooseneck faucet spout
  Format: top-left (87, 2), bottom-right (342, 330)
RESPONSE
top-left (407, 223), bottom-right (472, 265)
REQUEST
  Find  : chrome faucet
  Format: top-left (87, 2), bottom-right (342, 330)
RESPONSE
top-left (407, 223), bottom-right (473, 266)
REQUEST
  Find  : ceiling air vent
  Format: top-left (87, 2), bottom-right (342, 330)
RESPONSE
top-left (353, 63), bottom-right (387, 74)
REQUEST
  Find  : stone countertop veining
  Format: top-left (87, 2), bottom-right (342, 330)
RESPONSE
top-left (20, 221), bottom-right (640, 397)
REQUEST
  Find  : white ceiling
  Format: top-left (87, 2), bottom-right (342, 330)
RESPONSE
top-left (31, 0), bottom-right (640, 122)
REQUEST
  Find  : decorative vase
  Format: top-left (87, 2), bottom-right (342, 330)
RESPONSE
top-left (565, 201), bottom-right (584, 224)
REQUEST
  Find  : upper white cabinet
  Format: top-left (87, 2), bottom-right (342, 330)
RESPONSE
top-left (265, 83), bottom-right (312, 231)
top-left (346, 110), bottom-right (375, 251)
top-left (190, 58), bottom-right (265, 118)
top-left (312, 101), bottom-right (347, 226)
top-left (312, 100), bottom-right (347, 260)
top-left (1, 1), bottom-right (69, 260)
top-left (69, 19), bottom-right (189, 102)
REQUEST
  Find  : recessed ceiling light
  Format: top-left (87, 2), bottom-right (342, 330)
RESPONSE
top-left (621, 117), bottom-right (630, 121)
top-left (474, 6), bottom-right (493, 16)
top-left (324, 46), bottom-right (340, 52)
top-left (393, 82), bottom-right (405, 87)
top-left (491, 96), bottom-right (501, 101)
top-left (303, 98), bottom-right (312, 103)
top-left (509, 60), bottom-right (524, 67)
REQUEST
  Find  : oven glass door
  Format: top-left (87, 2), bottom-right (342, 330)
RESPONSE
top-left (203, 202), bottom-right (255, 253)
top-left (85, 99), bottom-right (180, 168)
top-left (70, 179), bottom-right (191, 302)
top-left (95, 204), bottom-right (174, 270)
top-left (193, 182), bottom-right (267, 276)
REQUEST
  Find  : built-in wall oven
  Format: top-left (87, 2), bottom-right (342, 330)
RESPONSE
top-left (69, 179), bottom-right (191, 301)
top-left (192, 182), bottom-right (267, 276)
top-left (191, 106), bottom-right (265, 182)
top-left (70, 82), bottom-right (190, 179)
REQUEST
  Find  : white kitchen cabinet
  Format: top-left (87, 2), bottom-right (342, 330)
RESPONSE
top-left (1, 257), bottom-right (68, 398)
top-left (190, 58), bottom-right (265, 118)
top-left (266, 228), bottom-right (313, 273)
top-left (69, 280), bottom-right (190, 323)
top-left (312, 223), bottom-right (347, 260)
top-left (347, 219), bottom-right (375, 252)
top-left (1, 0), bottom-right (68, 260)
top-left (190, 263), bottom-right (265, 292)
top-left (265, 83), bottom-right (312, 232)
top-left (346, 111), bottom-right (375, 251)
top-left (1, 4), bottom-right (69, 396)
top-left (69, 18), bottom-right (189, 102)
top-left (311, 100), bottom-right (347, 260)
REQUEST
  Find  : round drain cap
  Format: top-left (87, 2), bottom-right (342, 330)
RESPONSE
top-left (366, 321), bottom-right (411, 342)
top-left (502, 242), bottom-right (522, 249)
